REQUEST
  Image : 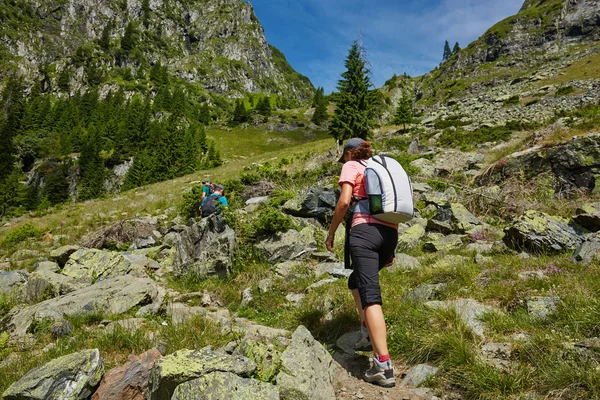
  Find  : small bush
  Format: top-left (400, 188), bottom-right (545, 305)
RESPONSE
top-left (1, 223), bottom-right (42, 246)
top-left (556, 86), bottom-right (575, 96)
top-left (503, 95), bottom-right (520, 106)
top-left (178, 185), bottom-right (204, 220)
top-left (438, 126), bottom-right (512, 149)
top-left (243, 205), bottom-right (296, 241)
top-left (434, 115), bottom-right (472, 129)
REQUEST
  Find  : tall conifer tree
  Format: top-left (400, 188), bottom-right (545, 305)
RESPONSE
top-left (452, 42), bottom-right (461, 55)
top-left (443, 40), bottom-right (452, 61)
top-left (328, 41), bottom-right (376, 142)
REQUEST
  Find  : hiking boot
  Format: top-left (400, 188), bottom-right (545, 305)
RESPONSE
top-left (353, 325), bottom-right (372, 351)
top-left (364, 357), bottom-right (395, 388)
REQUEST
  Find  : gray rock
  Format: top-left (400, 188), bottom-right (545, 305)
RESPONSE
top-left (104, 318), bottom-right (146, 333)
top-left (432, 255), bottom-right (470, 269)
top-left (428, 203), bottom-right (481, 234)
top-left (286, 293), bottom-right (305, 306)
top-left (397, 223), bottom-right (426, 250)
top-left (574, 234), bottom-right (600, 264)
top-left (388, 253), bottom-right (421, 272)
top-left (49, 245), bottom-right (80, 267)
top-left (255, 227), bottom-right (317, 264)
top-left (425, 299), bottom-right (494, 338)
top-left (245, 196), bottom-right (270, 205)
top-left (423, 234), bottom-right (466, 252)
top-left (276, 325), bottom-right (336, 400)
top-left (307, 278), bottom-right (338, 291)
top-left (51, 320), bottom-right (73, 338)
top-left (81, 217), bottom-right (161, 249)
top-left (167, 303), bottom-right (208, 325)
top-left (2, 349), bottom-right (104, 400)
top-left (171, 371), bottom-right (279, 400)
top-left (314, 262), bottom-right (345, 277)
top-left (504, 210), bottom-right (584, 253)
top-left (527, 296), bottom-right (560, 320)
top-left (258, 279), bottom-right (273, 293)
top-left (404, 284), bottom-right (447, 303)
top-left (335, 330), bottom-right (363, 355)
top-left (400, 364), bottom-right (439, 388)
top-left (163, 215), bottom-right (237, 279)
top-left (518, 270), bottom-right (547, 280)
top-left (2, 276), bottom-right (161, 337)
top-left (0, 270), bottom-right (28, 296)
top-left (275, 261), bottom-right (305, 279)
top-left (33, 261), bottom-right (60, 273)
top-left (241, 287), bottom-right (253, 307)
top-left (573, 212), bottom-right (600, 232)
top-left (23, 270), bottom-right (81, 303)
top-left (282, 186), bottom-right (336, 220)
top-left (62, 248), bottom-right (149, 285)
top-left (147, 347), bottom-right (257, 400)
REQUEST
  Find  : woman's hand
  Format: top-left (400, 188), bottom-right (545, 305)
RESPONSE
top-left (325, 233), bottom-right (335, 252)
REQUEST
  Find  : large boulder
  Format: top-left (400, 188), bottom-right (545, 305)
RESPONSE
top-left (425, 299), bottom-right (495, 338)
top-left (162, 215), bottom-right (236, 279)
top-left (276, 325), bottom-right (336, 400)
top-left (62, 249), bottom-right (150, 285)
top-left (574, 233), bottom-right (600, 264)
top-left (397, 223), bottom-right (426, 250)
top-left (171, 372), bottom-right (279, 400)
top-left (282, 186), bottom-right (336, 220)
top-left (81, 217), bottom-right (162, 249)
top-left (49, 245), bottom-right (80, 267)
top-left (504, 210), bottom-right (584, 253)
top-left (1, 276), bottom-right (161, 337)
top-left (2, 349), bottom-right (104, 400)
top-left (255, 227), bottom-right (318, 264)
top-left (91, 348), bottom-right (162, 400)
top-left (147, 347), bottom-right (256, 400)
top-left (573, 203), bottom-right (600, 232)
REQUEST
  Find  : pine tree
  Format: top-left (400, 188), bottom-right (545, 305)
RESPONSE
top-left (328, 41), bottom-right (376, 142)
top-left (57, 68), bottom-right (71, 93)
top-left (141, 0), bottom-right (151, 29)
top-left (78, 127), bottom-right (106, 200)
top-left (122, 151), bottom-right (156, 190)
top-left (99, 22), bottom-right (112, 52)
top-left (256, 95), bottom-right (271, 117)
top-left (121, 21), bottom-right (137, 53)
top-left (231, 100), bottom-right (249, 125)
top-left (311, 87), bottom-right (328, 125)
top-left (198, 103), bottom-right (210, 125)
top-left (453, 42), bottom-right (461, 55)
top-left (393, 94), bottom-right (414, 132)
top-left (443, 40), bottom-right (452, 61)
top-left (198, 124), bottom-right (208, 154)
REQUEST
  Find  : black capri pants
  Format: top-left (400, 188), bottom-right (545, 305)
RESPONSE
top-left (347, 223), bottom-right (398, 308)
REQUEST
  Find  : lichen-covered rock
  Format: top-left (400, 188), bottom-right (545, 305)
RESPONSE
top-left (2, 349), bottom-right (104, 400)
top-left (49, 245), bottom-right (80, 267)
top-left (423, 234), bottom-right (466, 252)
top-left (0, 270), bottom-right (28, 296)
top-left (171, 371), bottom-right (279, 400)
top-left (147, 347), bottom-right (256, 400)
top-left (504, 210), bottom-right (584, 253)
top-left (428, 202), bottom-right (481, 234)
top-left (61, 249), bottom-right (151, 285)
top-left (162, 215), bottom-right (237, 279)
top-left (397, 223), bottom-right (426, 250)
top-left (388, 253), bottom-right (421, 272)
top-left (276, 325), bottom-right (336, 400)
top-left (574, 234), bottom-right (600, 264)
top-left (2, 276), bottom-right (161, 337)
top-left (527, 296), bottom-right (560, 320)
top-left (282, 186), bottom-right (336, 220)
top-left (234, 339), bottom-right (282, 382)
top-left (404, 283), bottom-right (447, 303)
top-left (23, 270), bottom-right (81, 303)
top-left (91, 348), bottom-right (161, 400)
top-left (573, 203), bottom-right (600, 232)
top-left (255, 227), bottom-right (318, 264)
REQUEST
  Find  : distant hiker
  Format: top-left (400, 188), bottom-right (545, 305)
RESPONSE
top-left (201, 184), bottom-right (228, 218)
top-left (325, 138), bottom-right (399, 388)
top-left (199, 180), bottom-right (214, 216)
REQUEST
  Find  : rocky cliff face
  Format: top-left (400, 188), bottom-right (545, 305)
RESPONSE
top-left (0, 0), bottom-right (313, 100)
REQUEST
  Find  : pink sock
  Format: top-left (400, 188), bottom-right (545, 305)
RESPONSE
top-left (376, 354), bottom-right (390, 363)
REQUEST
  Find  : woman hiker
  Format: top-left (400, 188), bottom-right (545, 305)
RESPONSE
top-left (325, 138), bottom-right (398, 388)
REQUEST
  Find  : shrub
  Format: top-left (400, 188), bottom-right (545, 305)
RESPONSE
top-left (1, 223), bottom-right (42, 246)
top-left (438, 126), bottom-right (512, 149)
top-left (556, 86), bottom-right (575, 96)
top-left (434, 115), bottom-right (472, 129)
top-left (503, 95), bottom-right (520, 106)
top-left (243, 205), bottom-right (296, 241)
top-left (178, 185), bottom-right (204, 220)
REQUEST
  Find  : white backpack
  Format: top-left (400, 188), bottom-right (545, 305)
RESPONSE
top-left (356, 155), bottom-right (414, 224)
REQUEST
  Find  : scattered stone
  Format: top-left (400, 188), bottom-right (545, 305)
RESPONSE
top-left (255, 227), bottom-right (318, 263)
top-left (400, 364), bottom-right (439, 388)
top-left (425, 299), bottom-right (495, 338)
top-left (282, 186), bottom-right (337, 220)
top-left (147, 347), bottom-right (256, 400)
top-left (285, 293), bottom-right (305, 306)
top-left (573, 234), bottom-right (600, 264)
top-left (241, 288), bottom-right (253, 307)
top-left (310, 251), bottom-right (339, 262)
top-left (61, 249), bottom-right (149, 285)
top-left (0, 270), bottom-right (28, 296)
top-left (518, 270), bottom-right (547, 280)
top-left (397, 224), bottom-right (426, 250)
top-left (258, 279), bottom-right (273, 293)
top-left (314, 262), bottom-right (344, 277)
top-left (481, 342), bottom-right (513, 371)
top-left (388, 253), bottom-right (421, 272)
top-left (307, 278), bottom-right (338, 291)
top-left (336, 331), bottom-right (363, 355)
top-left (474, 254), bottom-right (494, 265)
top-left (275, 261), bottom-right (305, 279)
top-left (92, 348), bottom-right (162, 400)
top-left (404, 284), bottom-right (447, 303)
top-left (245, 196), bottom-right (270, 205)
top-left (51, 320), bottom-right (73, 339)
top-left (527, 296), bottom-right (560, 320)
top-left (171, 371), bottom-right (279, 400)
top-left (432, 255), bottom-right (470, 269)
top-left (167, 303), bottom-right (208, 325)
top-left (276, 325), bottom-right (336, 400)
top-left (2, 349), bottom-right (104, 400)
top-left (423, 234), bottom-right (465, 252)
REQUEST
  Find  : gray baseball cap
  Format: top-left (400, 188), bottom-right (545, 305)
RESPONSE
top-left (338, 138), bottom-right (365, 163)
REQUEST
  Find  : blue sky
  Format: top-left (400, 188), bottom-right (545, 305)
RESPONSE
top-left (249, 0), bottom-right (524, 93)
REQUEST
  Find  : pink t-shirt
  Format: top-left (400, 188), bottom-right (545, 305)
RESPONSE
top-left (338, 161), bottom-right (398, 230)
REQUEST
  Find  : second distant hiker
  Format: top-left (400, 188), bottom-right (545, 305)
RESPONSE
top-left (201, 184), bottom-right (228, 218)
